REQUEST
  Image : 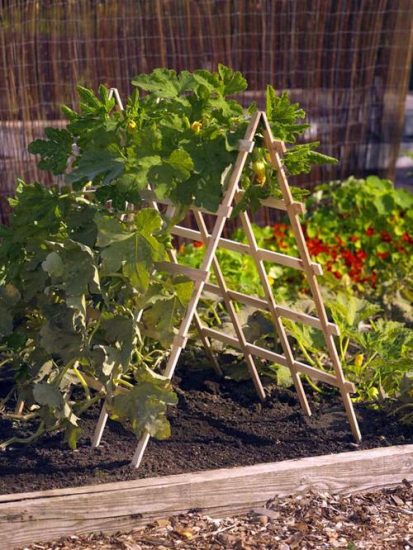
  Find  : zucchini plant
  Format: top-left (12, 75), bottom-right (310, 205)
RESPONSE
top-left (0, 66), bottom-right (335, 448)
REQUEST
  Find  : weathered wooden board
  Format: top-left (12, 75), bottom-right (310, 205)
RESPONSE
top-left (1, 444), bottom-right (412, 549)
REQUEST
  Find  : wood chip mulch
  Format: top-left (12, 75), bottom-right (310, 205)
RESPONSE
top-left (21, 481), bottom-right (413, 550)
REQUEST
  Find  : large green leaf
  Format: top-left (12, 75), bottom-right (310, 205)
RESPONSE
top-left (28, 128), bottom-right (73, 175)
top-left (132, 68), bottom-right (195, 99)
top-left (44, 241), bottom-right (99, 296)
top-left (100, 313), bottom-right (135, 368)
top-left (148, 149), bottom-right (194, 198)
top-left (68, 148), bottom-right (124, 185)
top-left (217, 64), bottom-right (247, 95)
top-left (127, 155), bottom-right (162, 189)
top-left (42, 251), bottom-right (64, 278)
top-left (94, 213), bottom-right (130, 247)
top-left (108, 367), bottom-right (178, 439)
top-left (66, 203), bottom-right (98, 247)
top-left (97, 209), bottom-right (166, 291)
top-left (91, 344), bottom-right (120, 377)
top-left (327, 291), bottom-right (381, 332)
top-left (265, 87), bottom-right (309, 143)
top-left (143, 277), bottom-right (193, 346)
top-left (40, 303), bottom-right (85, 363)
top-left (33, 382), bottom-right (64, 409)
top-left (283, 143), bottom-right (337, 175)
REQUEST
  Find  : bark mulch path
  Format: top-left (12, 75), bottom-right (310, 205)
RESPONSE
top-left (20, 481), bottom-right (413, 549)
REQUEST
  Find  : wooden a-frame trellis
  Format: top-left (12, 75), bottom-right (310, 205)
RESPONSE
top-left (92, 90), bottom-right (361, 468)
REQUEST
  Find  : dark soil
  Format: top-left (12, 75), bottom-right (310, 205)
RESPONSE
top-left (0, 361), bottom-right (412, 495)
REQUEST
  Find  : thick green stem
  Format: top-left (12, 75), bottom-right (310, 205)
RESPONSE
top-left (88, 314), bottom-right (102, 346)
top-left (299, 344), bottom-right (317, 368)
top-left (342, 336), bottom-right (350, 359)
top-left (114, 377), bottom-right (134, 389)
top-left (362, 351), bottom-right (378, 370)
top-left (0, 421), bottom-right (45, 450)
top-left (209, 304), bottom-right (222, 326)
top-left (55, 358), bottom-right (78, 386)
top-left (76, 393), bottom-right (103, 416)
top-left (73, 367), bottom-right (91, 400)
top-left (304, 374), bottom-right (324, 394)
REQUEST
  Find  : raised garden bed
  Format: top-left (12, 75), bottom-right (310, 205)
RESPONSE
top-left (1, 364), bottom-right (412, 547)
top-left (1, 445), bottom-right (412, 548)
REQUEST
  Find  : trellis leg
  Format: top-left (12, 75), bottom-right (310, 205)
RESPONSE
top-left (154, 205), bottom-right (223, 376)
top-left (262, 114), bottom-right (361, 442)
top-left (91, 403), bottom-right (108, 448)
top-left (168, 245), bottom-right (223, 377)
top-left (236, 208), bottom-right (312, 416)
top-left (130, 111), bottom-right (262, 467)
top-left (193, 209), bottom-right (266, 401)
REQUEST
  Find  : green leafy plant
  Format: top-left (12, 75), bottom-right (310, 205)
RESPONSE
top-left (1, 66), bottom-right (332, 449)
top-left (305, 176), bottom-right (413, 321)
top-left (0, 182), bottom-right (187, 449)
top-left (230, 289), bottom-right (413, 403)
top-left (393, 373), bottom-right (413, 425)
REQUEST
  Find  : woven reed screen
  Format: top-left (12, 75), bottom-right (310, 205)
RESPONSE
top-left (0, 0), bottom-right (412, 224)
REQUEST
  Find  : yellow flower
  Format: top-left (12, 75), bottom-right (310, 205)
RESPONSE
top-left (354, 354), bottom-right (364, 368)
top-left (127, 120), bottom-right (137, 130)
top-left (191, 120), bottom-right (202, 134)
top-left (256, 173), bottom-right (266, 186)
top-left (252, 160), bottom-right (266, 177)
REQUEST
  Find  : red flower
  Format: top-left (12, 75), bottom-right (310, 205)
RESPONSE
top-left (307, 238), bottom-right (329, 256)
top-left (380, 231), bottom-right (392, 242)
top-left (193, 241), bottom-right (204, 248)
top-left (402, 232), bottom-right (413, 244)
top-left (329, 245), bottom-right (339, 260)
top-left (356, 250), bottom-right (367, 260)
top-left (273, 223), bottom-right (289, 244)
top-left (365, 227), bottom-right (375, 236)
top-left (342, 250), bottom-right (358, 267)
top-left (349, 235), bottom-right (359, 243)
top-left (377, 251), bottom-right (389, 260)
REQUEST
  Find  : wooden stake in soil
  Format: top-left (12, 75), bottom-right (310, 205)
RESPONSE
top-left (91, 91), bottom-right (361, 467)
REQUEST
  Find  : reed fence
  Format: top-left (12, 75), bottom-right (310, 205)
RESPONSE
top-left (0, 0), bottom-right (412, 224)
